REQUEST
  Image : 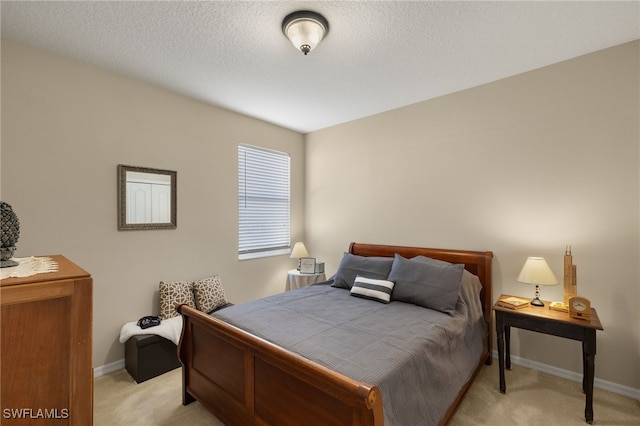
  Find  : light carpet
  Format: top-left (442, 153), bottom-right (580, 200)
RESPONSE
top-left (94, 361), bottom-right (640, 425)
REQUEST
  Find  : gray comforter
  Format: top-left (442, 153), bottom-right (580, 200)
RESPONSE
top-left (213, 271), bottom-right (486, 426)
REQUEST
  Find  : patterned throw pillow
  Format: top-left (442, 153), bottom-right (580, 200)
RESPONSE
top-left (193, 275), bottom-right (228, 314)
top-left (350, 275), bottom-right (395, 303)
top-left (159, 280), bottom-right (196, 319)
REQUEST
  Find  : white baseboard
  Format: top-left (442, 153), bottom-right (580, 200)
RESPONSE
top-left (94, 359), bottom-right (125, 378)
top-left (492, 350), bottom-right (640, 401)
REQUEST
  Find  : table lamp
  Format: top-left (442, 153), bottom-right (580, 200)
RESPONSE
top-left (517, 256), bottom-right (558, 307)
top-left (290, 242), bottom-right (310, 271)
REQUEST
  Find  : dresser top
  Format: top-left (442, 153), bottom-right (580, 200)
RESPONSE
top-left (0, 255), bottom-right (90, 287)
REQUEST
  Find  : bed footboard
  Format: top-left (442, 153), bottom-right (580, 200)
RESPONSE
top-left (177, 303), bottom-right (384, 426)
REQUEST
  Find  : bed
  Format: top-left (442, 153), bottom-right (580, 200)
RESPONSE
top-left (177, 242), bottom-right (493, 425)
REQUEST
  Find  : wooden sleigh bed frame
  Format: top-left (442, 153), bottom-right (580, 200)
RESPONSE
top-left (177, 242), bottom-right (493, 426)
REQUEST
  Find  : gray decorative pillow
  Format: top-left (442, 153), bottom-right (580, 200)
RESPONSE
top-left (193, 275), bottom-right (228, 314)
top-left (159, 280), bottom-right (196, 319)
top-left (331, 253), bottom-right (394, 289)
top-left (350, 275), bottom-right (395, 304)
top-left (412, 255), bottom-right (452, 267)
top-left (388, 254), bottom-right (464, 314)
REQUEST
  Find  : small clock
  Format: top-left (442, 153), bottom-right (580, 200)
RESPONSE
top-left (568, 296), bottom-right (592, 321)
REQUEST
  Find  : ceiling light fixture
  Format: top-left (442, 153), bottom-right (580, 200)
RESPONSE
top-left (282, 10), bottom-right (329, 56)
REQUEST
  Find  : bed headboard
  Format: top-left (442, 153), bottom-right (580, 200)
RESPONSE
top-left (349, 242), bottom-right (494, 354)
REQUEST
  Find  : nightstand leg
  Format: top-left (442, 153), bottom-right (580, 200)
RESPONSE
top-left (505, 326), bottom-right (511, 370)
top-left (495, 312), bottom-right (506, 393)
top-left (582, 340), bottom-right (587, 393)
top-left (583, 332), bottom-right (596, 424)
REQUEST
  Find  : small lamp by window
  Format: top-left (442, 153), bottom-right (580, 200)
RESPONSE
top-left (290, 242), bottom-right (310, 271)
top-left (517, 256), bottom-right (558, 307)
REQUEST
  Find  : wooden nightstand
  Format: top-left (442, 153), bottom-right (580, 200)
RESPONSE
top-left (493, 295), bottom-right (603, 424)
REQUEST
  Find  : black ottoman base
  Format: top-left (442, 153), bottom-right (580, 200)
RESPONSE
top-left (125, 334), bottom-right (180, 383)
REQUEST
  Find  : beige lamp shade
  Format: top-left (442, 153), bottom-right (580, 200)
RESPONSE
top-left (517, 257), bottom-right (558, 285)
top-left (290, 242), bottom-right (310, 259)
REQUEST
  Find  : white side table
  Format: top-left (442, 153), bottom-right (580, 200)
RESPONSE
top-left (286, 269), bottom-right (327, 291)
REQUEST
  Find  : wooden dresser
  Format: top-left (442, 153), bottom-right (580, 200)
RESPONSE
top-left (1, 255), bottom-right (93, 425)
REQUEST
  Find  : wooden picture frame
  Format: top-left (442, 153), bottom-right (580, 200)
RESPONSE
top-left (118, 164), bottom-right (177, 230)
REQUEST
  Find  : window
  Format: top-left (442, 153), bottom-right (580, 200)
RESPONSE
top-left (238, 144), bottom-right (291, 260)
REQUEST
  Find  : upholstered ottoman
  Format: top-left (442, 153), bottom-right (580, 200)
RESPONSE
top-left (125, 334), bottom-right (180, 383)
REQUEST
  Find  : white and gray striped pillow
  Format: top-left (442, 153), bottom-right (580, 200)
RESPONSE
top-left (350, 276), bottom-right (395, 304)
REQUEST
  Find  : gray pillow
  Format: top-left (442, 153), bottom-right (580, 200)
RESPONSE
top-left (388, 254), bottom-right (464, 314)
top-left (331, 253), bottom-right (394, 289)
top-left (412, 255), bottom-right (452, 267)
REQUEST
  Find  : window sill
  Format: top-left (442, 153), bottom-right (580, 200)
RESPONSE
top-left (239, 248), bottom-right (291, 261)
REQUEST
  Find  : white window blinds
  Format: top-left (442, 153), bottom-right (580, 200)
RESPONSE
top-left (238, 144), bottom-right (291, 259)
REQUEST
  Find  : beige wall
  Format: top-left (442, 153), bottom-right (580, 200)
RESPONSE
top-left (1, 40), bottom-right (305, 367)
top-left (2, 37), bottom-right (639, 393)
top-left (306, 41), bottom-right (639, 391)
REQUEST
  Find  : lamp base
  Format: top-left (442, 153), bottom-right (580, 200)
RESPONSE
top-left (530, 297), bottom-right (545, 307)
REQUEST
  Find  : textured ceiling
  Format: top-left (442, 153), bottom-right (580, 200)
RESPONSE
top-left (2, 1), bottom-right (639, 133)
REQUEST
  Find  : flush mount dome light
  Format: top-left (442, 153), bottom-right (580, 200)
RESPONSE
top-left (282, 10), bottom-right (329, 55)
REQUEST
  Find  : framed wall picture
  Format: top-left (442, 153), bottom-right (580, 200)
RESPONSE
top-left (299, 257), bottom-right (316, 274)
top-left (118, 164), bottom-right (177, 230)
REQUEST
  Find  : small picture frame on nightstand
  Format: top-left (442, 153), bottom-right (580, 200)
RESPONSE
top-left (299, 258), bottom-right (316, 274)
